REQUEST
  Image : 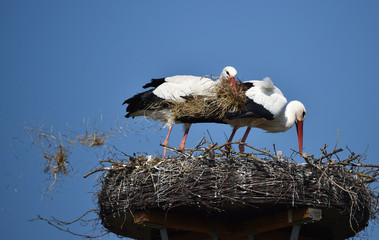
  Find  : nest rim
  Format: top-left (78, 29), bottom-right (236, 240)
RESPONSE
top-left (97, 148), bottom-right (376, 239)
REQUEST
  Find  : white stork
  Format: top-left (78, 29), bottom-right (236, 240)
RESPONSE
top-left (224, 77), bottom-right (306, 154)
top-left (123, 66), bottom-right (238, 157)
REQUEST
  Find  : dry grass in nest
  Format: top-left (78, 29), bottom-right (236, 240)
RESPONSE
top-left (213, 79), bottom-right (247, 113)
top-left (151, 79), bottom-right (247, 121)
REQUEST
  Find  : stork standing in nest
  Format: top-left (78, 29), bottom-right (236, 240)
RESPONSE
top-left (224, 77), bottom-right (306, 154)
top-left (123, 66), bottom-right (238, 157)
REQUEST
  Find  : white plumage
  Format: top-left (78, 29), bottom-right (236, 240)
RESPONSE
top-left (224, 77), bottom-right (306, 153)
top-left (153, 76), bottom-right (218, 101)
top-left (124, 66), bottom-right (238, 157)
top-left (245, 77), bottom-right (287, 118)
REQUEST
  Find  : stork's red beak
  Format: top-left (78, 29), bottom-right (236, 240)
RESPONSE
top-left (230, 77), bottom-right (237, 94)
top-left (296, 120), bottom-right (303, 154)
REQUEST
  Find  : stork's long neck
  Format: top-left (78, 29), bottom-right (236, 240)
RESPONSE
top-left (280, 101), bottom-right (298, 130)
top-left (215, 74), bottom-right (227, 84)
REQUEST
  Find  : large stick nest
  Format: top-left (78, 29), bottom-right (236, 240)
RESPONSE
top-left (96, 141), bottom-right (378, 238)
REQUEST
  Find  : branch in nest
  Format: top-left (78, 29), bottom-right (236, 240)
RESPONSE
top-left (83, 166), bottom-right (127, 178)
top-left (159, 143), bottom-right (191, 157)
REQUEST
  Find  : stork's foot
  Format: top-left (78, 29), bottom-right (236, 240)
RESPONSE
top-left (225, 144), bottom-right (230, 152)
top-left (162, 140), bottom-right (169, 158)
top-left (239, 144), bottom-right (245, 153)
top-left (179, 143), bottom-right (185, 151)
top-left (225, 145), bottom-right (232, 157)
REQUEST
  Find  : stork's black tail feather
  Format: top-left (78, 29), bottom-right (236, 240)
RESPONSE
top-left (123, 89), bottom-right (168, 118)
top-left (123, 78), bottom-right (168, 118)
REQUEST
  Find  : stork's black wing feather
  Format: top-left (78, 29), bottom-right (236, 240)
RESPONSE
top-left (176, 116), bottom-right (226, 124)
top-left (142, 78), bottom-right (166, 89)
top-left (226, 99), bottom-right (274, 120)
top-left (242, 82), bottom-right (254, 89)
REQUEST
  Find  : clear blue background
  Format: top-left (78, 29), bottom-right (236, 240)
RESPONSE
top-left (1, 0), bottom-right (378, 239)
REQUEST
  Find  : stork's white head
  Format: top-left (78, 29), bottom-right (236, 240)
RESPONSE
top-left (293, 101), bottom-right (306, 122)
top-left (290, 101), bottom-right (306, 154)
top-left (220, 66), bottom-right (238, 94)
top-left (220, 66), bottom-right (237, 80)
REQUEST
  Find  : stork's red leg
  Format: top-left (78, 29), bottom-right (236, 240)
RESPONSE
top-left (179, 124), bottom-right (191, 150)
top-left (225, 127), bottom-right (237, 151)
top-left (239, 127), bottom-right (251, 153)
top-left (162, 124), bottom-right (173, 158)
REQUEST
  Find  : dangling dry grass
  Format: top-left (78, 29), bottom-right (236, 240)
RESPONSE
top-left (54, 144), bottom-right (70, 174)
top-left (43, 143), bottom-right (71, 189)
top-left (77, 131), bottom-right (106, 147)
top-left (23, 117), bottom-right (118, 190)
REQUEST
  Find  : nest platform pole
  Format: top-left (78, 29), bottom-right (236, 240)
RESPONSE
top-left (208, 232), bottom-right (218, 240)
top-left (159, 228), bottom-right (169, 240)
top-left (230, 207), bottom-right (322, 239)
top-left (290, 224), bottom-right (301, 240)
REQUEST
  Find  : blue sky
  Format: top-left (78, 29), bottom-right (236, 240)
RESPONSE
top-left (1, 0), bottom-right (378, 239)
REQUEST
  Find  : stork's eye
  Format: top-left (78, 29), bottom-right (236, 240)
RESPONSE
top-left (226, 71), bottom-right (230, 76)
top-left (302, 111), bottom-right (306, 118)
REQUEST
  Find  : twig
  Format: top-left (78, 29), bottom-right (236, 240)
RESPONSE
top-left (333, 128), bottom-right (340, 152)
top-left (303, 155), bottom-right (357, 195)
top-left (30, 211), bottom-right (109, 239)
top-left (159, 144), bottom-right (191, 157)
top-left (319, 148), bottom-right (343, 161)
top-left (50, 209), bottom-right (98, 225)
top-left (207, 129), bottom-right (215, 145)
